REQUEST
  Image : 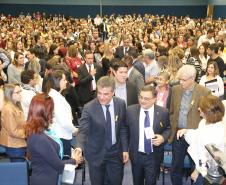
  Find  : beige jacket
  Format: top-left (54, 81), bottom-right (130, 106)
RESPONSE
top-left (0, 102), bottom-right (26, 148)
top-left (169, 83), bottom-right (211, 143)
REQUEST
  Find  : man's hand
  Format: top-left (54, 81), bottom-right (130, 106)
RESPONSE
top-left (122, 152), bottom-right (129, 164)
top-left (72, 148), bottom-right (83, 164)
top-left (90, 69), bottom-right (96, 76)
top-left (152, 134), bottom-right (164, 146)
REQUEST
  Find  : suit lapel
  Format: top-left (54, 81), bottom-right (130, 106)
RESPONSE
top-left (153, 105), bottom-right (159, 132)
top-left (95, 99), bottom-right (106, 130)
top-left (113, 98), bottom-right (118, 133)
top-left (188, 84), bottom-right (197, 113)
top-left (175, 87), bottom-right (183, 112)
top-left (83, 64), bottom-right (89, 74)
top-left (134, 105), bottom-right (141, 143)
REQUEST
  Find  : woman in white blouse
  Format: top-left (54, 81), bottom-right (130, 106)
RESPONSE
top-left (198, 44), bottom-right (209, 73)
top-left (43, 69), bottom-right (77, 156)
top-left (177, 95), bottom-right (225, 185)
top-left (199, 61), bottom-right (224, 98)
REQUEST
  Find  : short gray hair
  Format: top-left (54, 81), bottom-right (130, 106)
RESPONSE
top-left (97, 76), bottom-right (115, 92)
top-left (177, 65), bottom-right (196, 80)
top-left (143, 49), bottom-right (155, 60)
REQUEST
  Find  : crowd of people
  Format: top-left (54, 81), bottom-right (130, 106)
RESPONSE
top-left (0, 12), bottom-right (226, 185)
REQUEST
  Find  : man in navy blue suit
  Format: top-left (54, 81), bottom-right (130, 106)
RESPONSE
top-left (77, 76), bottom-right (129, 185)
top-left (126, 85), bottom-right (171, 185)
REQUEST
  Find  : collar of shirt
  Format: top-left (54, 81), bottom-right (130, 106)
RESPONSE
top-left (115, 83), bottom-right (126, 89)
top-left (183, 83), bottom-right (195, 94)
top-left (101, 98), bottom-right (114, 118)
top-left (140, 105), bottom-right (154, 114)
top-left (85, 63), bottom-right (94, 71)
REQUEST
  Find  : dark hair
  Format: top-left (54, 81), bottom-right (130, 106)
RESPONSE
top-left (43, 70), bottom-right (65, 94)
top-left (28, 47), bottom-right (36, 55)
top-left (112, 61), bottom-right (128, 72)
top-left (84, 50), bottom-right (93, 57)
top-left (158, 45), bottom-right (168, 56)
top-left (207, 29), bottom-right (214, 34)
top-left (218, 42), bottom-right (224, 52)
top-left (190, 46), bottom-right (201, 64)
top-left (21, 70), bottom-right (35, 84)
top-left (48, 43), bottom-right (58, 59)
top-left (122, 56), bottom-right (133, 67)
top-left (0, 77), bottom-right (4, 86)
top-left (140, 85), bottom-right (157, 98)
top-left (199, 95), bottom-right (225, 123)
top-left (208, 43), bottom-right (219, 54)
top-left (25, 94), bottom-right (54, 137)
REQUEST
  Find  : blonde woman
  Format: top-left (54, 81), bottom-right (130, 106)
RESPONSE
top-left (0, 84), bottom-right (26, 161)
top-left (166, 54), bottom-right (183, 86)
top-left (101, 43), bottom-right (114, 75)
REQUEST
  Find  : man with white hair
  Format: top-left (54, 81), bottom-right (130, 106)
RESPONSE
top-left (143, 49), bottom-right (159, 85)
top-left (169, 65), bottom-right (211, 185)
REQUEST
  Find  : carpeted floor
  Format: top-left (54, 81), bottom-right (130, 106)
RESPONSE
top-left (74, 161), bottom-right (191, 185)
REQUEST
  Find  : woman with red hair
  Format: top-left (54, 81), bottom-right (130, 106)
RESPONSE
top-left (25, 94), bottom-right (82, 185)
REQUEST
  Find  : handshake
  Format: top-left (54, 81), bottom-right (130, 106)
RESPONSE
top-left (71, 148), bottom-right (83, 165)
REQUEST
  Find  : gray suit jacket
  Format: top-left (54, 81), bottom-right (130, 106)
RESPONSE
top-left (77, 97), bottom-right (128, 166)
top-left (128, 67), bottom-right (145, 92)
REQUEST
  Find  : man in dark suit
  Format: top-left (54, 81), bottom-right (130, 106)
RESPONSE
top-left (123, 55), bottom-right (145, 92)
top-left (77, 50), bottom-right (103, 106)
top-left (128, 49), bottom-right (146, 81)
top-left (114, 35), bottom-right (135, 59)
top-left (77, 76), bottom-right (129, 185)
top-left (126, 85), bottom-right (171, 185)
top-left (112, 61), bottom-right (138, 106)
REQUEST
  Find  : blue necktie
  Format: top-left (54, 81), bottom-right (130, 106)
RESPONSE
top-left (144, 111), bottom-right (153, 154)
top-left (105, 105), bottom-right (112, 149)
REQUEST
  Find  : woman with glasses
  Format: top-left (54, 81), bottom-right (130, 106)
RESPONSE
top-left (0, 84), bottom-right (26, 161)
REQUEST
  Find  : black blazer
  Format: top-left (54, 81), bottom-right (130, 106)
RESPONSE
top-left (126, 104), bottom-right (171, 164)
top-left (77, 97), bottom-right (128, 166)
top-left (77, 63), bottom-right (103, 106)
top-left (114, 46), bottom-right (135, 59)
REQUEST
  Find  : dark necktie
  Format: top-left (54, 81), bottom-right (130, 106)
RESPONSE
top-left (105, 105), bottom-right (112, 149)
top-left (144, 111), bottom-right (153, 154)
top-left (88, 65), bottom-right (93, 91)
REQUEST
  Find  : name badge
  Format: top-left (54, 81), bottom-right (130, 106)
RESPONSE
top-left (144, 127), bottom-right (154, 139)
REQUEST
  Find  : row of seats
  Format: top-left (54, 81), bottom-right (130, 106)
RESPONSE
top-left (0, 143), bottom-right (191, 185)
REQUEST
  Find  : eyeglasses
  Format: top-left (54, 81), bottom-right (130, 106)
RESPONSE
top-left (13, 90), bottom-right (22, 94)
top-left (138, 95), bottom-right (154, 102)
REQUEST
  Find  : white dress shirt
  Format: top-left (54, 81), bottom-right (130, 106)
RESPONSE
top-left (85, 63), bottom-right (96, 90)
top-left (138, 106), bottom-right (154, 153)
top-left (115, 83), bottom-right (127, 106)
top-left (101, 99), bottom-right (116, 145)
